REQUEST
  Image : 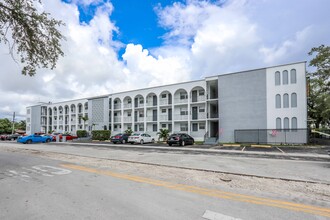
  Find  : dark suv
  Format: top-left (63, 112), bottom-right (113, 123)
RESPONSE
top-left (111, 133), bottom-right (130, 144)
top-left (6, 134), bottom-right (21, 141)
top-left (167, 133), bottom-right (194, 146)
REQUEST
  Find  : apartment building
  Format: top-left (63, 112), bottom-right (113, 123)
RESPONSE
top-left (26, 61), bottom-right (308, 143)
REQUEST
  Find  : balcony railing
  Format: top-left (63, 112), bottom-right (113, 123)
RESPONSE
top-left (174, 98), bottom-right (188, 104)
top-left (159, 115), bottom-right (172, 121)
top-left (114, 104), bottom-right (121, 110)
top-left (174, 114), bottom-right (188, 120)
top-left (159, 99), bottom-right (171, 106)
top-left (146, 116), bottom-right (157, 122)
top-left (114, 117), bottom-right (121, 122)
top-left (191, 112), bottom-right (206, 120)
top-left (124, 103), bottom-right (132, 109)
top-left (123, 117), bottom-right (132, 123)
top-left (134, 103), bottom-right (144, 108)
top-left (191, 95), bottom-right (206, 103)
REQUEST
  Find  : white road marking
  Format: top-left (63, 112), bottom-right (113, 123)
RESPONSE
top-left (4, 165), bottom-right (71, 183)
top-left (202, 210), bottom-right (243, 220)
top-left (22, 167), bottom-right (53, 177)
top-left (32, 165), bottom-right (71, 175)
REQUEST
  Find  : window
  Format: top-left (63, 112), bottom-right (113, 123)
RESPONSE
top-left (291, 117), bottom-right (297, 129)
top-left (153, 124), bottom-right (157, 132)
top-left (161, 109), bottom-right (166, 113)
top-left (161, 94), bottom-right (167, 98)
top-left (276, 118), bottom-right (281, 129)
top-left (199, 107), bottom-right (205, 112)
top-left (139, 112), bottom-right (144, 117)
top-left (275, 71), bottom-right (281, 85)
top-left (199, 90), bottom-right (205, 96)
top-left (283, 70), bottom-right (288, 85)
top-left (139, 124), bottom-right (144, 131)
top-left (127, 99), bottom-right (131, 104)
top-left (114, 112), bottom-right (117, 116)
top-left (27, 118), bottom-right (30, 123)
top-left (139, 99), bottom-right (144, 104)
top-left (291, 93), bottom-right (297, 107)
top-left (180, 123), bottom-right (188, 131)
top-left (284, 117), bottom-right (289, 129)
top-left (27, 109), bottom-right (30, 114)
top-left (180, 108), bottom-right (188, 115)
top-left (283, 93), bottom-right (289, 108)
top-left (199, 123), bottom-right (205, 130)
top-left (275, 94), bottom-right (281, 108)
top-left (192, 123), bottom-right (198, 131)
top-left (290, 69), bottom-right (296, 84)
top-left (127, 112), bottom-right (131, 117)
top-left (180, 92), bottom-right (187, 100)
top-left (162, 124), bottom-right (166, 128)
top-left (114, 100), bottom-right (117, 104)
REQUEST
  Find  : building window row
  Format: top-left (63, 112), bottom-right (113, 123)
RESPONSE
top-left (275, 69), bottom-right (296, 85)
top-left (275, 93), bottom-right (297, 108)
top-left (276, 117), bottom-right (297, 129)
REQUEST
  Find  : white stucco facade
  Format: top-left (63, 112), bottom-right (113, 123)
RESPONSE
top-left (26, 62), bottom-right (308, 144)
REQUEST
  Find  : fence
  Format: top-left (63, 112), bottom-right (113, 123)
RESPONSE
top-left (234, 129), bottom-right (308, 144)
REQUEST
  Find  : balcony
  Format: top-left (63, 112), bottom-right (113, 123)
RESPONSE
top-left (191, 112), bottom-right (206, 120)
top-left (123, 117), bottom-right (132, 123)
top-left (159, 115), bottom-right (172, 121)
top-left (135, 117), bottom-right (144, 122)
top-left (114, 117), bottom-right (121, 123)
top-left (174, 98), bottom-right (188, 104)
top-left (174, 114), bottom-right (188, 120)
top-left (124, 103), bottom-right (132, 109)
top-left (114, 104), bottom-right (121, 110)
top-left (159, 99), bottom-right (171, 106)
top-left (191, 95), bottom-right (206, 103)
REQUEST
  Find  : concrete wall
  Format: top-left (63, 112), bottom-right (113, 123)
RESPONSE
top-left (218, 69), bottom-right (267, 143)
top-left (28, 105), bottom-right (41, 135)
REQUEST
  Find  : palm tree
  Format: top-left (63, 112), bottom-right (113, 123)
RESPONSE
top-left (157, 128), bottom-right (170, 142)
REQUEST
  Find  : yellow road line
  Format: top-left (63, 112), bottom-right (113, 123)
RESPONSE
top-left (61, 164), bottom-right (330, 218)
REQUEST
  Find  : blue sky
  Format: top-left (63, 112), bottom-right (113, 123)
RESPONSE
top-left (0, 0), bottom-right (330, 119)
top-left (76, 0), bottom-right (185, 57)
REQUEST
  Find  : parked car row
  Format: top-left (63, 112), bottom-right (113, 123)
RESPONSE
top-left (0, 134), bottom-right (22, 141)
top-left (110, 132), bottom-right (194, 146)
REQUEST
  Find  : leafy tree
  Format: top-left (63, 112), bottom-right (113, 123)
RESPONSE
top-left (0, 118), bottom-right (12, 133)
top-left (308, 45), bottom-right (330, 128)
top-left (124, 128), bottom-right (133, 136)
top-left (157, 128), bottom-right (170, 142)
top-left (15, 120), bottom-right (26, 130)
top-left (0, 0), bottom-right (65, 76)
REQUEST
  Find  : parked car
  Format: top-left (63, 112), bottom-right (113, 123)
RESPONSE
top-left (111, 133), bottom-right (130, 144)
top-left (6, 134), bottom-right (21, 141)
top-left (17, 134), bottom-right (52, 144)
top-left (51, 133), bottom-right (78, 141)
top-left (0, 134), bottom-right (8, 141)
top-left (167, 133), bottom-right (194, 146)
top-left (128, 133), bottom-right (155, 144)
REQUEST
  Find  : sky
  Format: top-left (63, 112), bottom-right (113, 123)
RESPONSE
top-left (0, 0), bottom-right (330, 120)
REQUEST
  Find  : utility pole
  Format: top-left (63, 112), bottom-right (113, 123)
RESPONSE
top-left (12, 112), bottom-right (15, 134)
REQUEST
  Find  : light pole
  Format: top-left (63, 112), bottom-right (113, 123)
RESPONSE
top-left (12, 112), bottom-right (15, 134)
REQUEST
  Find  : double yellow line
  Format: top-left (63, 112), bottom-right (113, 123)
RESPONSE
top-left (61, 164), bottom-right (330, 218)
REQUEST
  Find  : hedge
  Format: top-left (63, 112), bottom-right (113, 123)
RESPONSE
top-left (91, 130), bottom-right (111, 141)
top-left (76, 130), bottom-right (88, 138)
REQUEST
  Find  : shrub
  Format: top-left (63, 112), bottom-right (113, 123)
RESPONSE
top-left (77, 130), bottom-right (88, 138)
top-left (91, 130), bottom-right (111, 141)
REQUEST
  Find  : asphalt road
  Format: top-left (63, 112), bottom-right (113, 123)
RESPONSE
top-left (1, 150), bottom-right (329, 220)
top-left (1, 141), bottom-right (329, 184)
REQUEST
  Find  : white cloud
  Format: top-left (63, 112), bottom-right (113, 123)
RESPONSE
top-left (0, 0), bottom-right (330, 120)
